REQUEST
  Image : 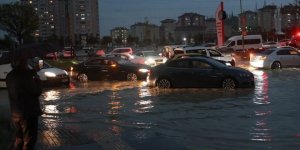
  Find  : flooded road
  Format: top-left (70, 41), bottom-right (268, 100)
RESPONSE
top-left (36, 67), bottom-right (300, 150)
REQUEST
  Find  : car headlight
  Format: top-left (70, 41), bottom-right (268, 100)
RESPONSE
top-left (225, 62), bottom-right (231, 66)
top-left (44, 72), bottom-right (56, 77)
top-left (139, 68), bottom-right (149, 73)
top-left (145, 58), bottom-right (155, 65)
top-left (259, 56), bottom-right (267, 60)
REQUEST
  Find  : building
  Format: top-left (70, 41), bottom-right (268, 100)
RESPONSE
top-left (281, 5), bottom-right (300, 29)
top-left (160, 19), bottom-right (177, 44)
top-left (21, 0), bottom-right (100, 46)
top-left (239, 11), bottom-right (259, 34)
top-left (257, 5), bottom-right (277, 33)
top-left (129, 22), bottom-right (160, 44)
top-left (174, 13), bottom-right (206, 44)
top-left (204, 18), bottom-right (217, 43)
top-left (111, 27), bottom-right (129, 45)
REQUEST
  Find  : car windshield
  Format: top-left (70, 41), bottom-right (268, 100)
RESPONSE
top-left (206, 58), bottom-right (227, 68)
top-left (28, 58), bottom-right (52, 69)
top-left (143, 51), bottom-right (159, 57)
top-left (224, 40), bottom-right (232, 46)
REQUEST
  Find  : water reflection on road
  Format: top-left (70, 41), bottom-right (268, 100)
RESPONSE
top-left (37, 68), bottom-right (300, 149)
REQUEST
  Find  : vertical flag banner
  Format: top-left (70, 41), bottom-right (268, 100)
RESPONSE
top-left (215, 1), bottom-right (225, 47)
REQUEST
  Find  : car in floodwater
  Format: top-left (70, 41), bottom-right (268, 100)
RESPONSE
top-left (72, 57), bottom-right (150, 82)
top-left (147, 56), bottom-right (254, 89)
top-left (0, 55), bottom-right (69, 87)
top-left (167, 53), bottom-right (233, 66)
top-left (131, 50), bottom-right (167, 67)
top-left (250, 46), bottom-right (300, 69)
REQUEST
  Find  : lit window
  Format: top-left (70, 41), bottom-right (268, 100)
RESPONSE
top-left (51, 26), bottom-right (55, 29)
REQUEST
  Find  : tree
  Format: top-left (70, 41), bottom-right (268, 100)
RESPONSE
top-left (0, 2), bottom-right (39, 46)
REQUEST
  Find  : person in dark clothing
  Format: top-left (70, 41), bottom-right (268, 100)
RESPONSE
top-left (6, 57), bottom-right (43, 150)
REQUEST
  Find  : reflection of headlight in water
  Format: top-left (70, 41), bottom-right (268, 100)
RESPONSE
top-left (45, 72), bottom-right (56, 77)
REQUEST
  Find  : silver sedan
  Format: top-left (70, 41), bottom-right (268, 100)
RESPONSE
top-left (250, 47), bottom-right (300, 69)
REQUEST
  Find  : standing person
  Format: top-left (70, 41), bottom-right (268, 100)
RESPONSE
top-left (6, 57), bottom-right (43, 150)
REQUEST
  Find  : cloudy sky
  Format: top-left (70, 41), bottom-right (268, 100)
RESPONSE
top-left (0, 0), bottom-right (296, 37)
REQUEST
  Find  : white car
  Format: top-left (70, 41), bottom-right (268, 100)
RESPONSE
top-left (0, 56), bottom-right (70, 87)
top-left (105, 53), bottom-right (134, 61)
top-left (109, 47), bottom-right (133, 55)
top-left (250, 46), bottom-right (300, 69)
top-left (173, 46), bottom-right (236, 66)
top-left (131, 51), bottom-right (167, 67)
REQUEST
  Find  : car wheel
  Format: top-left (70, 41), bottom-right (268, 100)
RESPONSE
top-left (78, 73), bottom-right (88, 82)
top-left (222, 78), bottom-right (236, 90)
top-left (156, 78), bottom-right (171, 88)
top-left (127, 73), bottom-right (138, 81)
top-left (271, 61), bottom-right (281, 69)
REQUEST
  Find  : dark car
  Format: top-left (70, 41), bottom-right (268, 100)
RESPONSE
top-left (73, 57), bottom-right (150, 81)
top-left (147, 57), bottom-right (254, 89)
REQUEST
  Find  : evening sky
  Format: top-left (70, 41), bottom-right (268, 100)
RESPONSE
top-left (0, 0), bottom-right (296, 37)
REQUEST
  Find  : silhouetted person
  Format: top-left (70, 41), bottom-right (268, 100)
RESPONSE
top-left (6, 57), bottom-right (43, 150)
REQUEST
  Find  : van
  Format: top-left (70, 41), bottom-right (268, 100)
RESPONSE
top-left (220, 35), bottom-right (263, 51)
top-left (0, 56), bottom-right (70, 88)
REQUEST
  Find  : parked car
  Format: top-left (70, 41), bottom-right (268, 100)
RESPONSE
top-left (147, 56), bottom-right (254, 89)
top-left (62, 47), bottom-right (75, 58)
top-left (250, 46), bottom-right (300, 69)
top-left (173, 46), bottom-right (236, 66)
top-left (0, 57), bottom-right (70, 88)
top-left (131, 50), bottom-right (167, 67)
top-left (45, 51), bottom-right (58, 60)
top-left (105, 53), bottom-right (134, 61)
top-left (72, 57), bottom-right (150, 82)
top-left (109, 47), bottom-right (133, 55)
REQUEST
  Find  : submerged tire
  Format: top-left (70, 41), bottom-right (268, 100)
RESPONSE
top-left (271, 61), bottom-right (281, 69)
top-left (78, 73), bottom-right (88, 82)
top-left (222, 78), bottom-right (236, 90)
top-left (127, 73), bottom-right (138, 81)
top-left (156, 78), bottom-right (171, 88)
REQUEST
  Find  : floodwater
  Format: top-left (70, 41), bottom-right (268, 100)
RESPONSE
top-left (38, 68), bottom-right (300, 150)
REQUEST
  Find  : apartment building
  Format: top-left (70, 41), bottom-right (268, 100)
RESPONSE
top-left (21, 0), bottom-right (100, 46)
top-left (111, 27), bottom-right (129, 45)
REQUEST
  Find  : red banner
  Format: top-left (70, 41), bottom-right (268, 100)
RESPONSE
top-left (215, 1), bottom-right (225, 48)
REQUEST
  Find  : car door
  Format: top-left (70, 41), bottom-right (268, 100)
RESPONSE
top-left (288, 49), bottom-right (300, 67)
top-left (84, 59), bottom-right (108, 80)
top-left (106, 59), bottom-right (121, 80)
top-left (276, 49), bottom-right (294, 67)
top-left (167, 59), bottom-right (194, 87)
top-left (190, 60), bottom-right (221, 88)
